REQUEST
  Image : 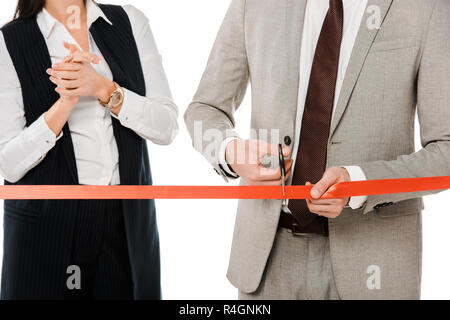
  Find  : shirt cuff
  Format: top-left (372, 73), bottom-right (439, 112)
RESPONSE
top-left (219, 137), bottom-right (240, 178)
top-left (31, 114), bottom-right (60, 142)
top-left (22, 114), bottom-right (60, 164)
top-left (343, 165), bottom-right (368, 210)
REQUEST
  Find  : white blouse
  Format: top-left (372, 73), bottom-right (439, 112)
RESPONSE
top-left (0, 0), bottom-right (178, 185)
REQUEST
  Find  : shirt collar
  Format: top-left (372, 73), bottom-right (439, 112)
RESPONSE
top-left (37, 0), bottom-right (113, 39)
top-left (86, 0), bottom-right (113, 29)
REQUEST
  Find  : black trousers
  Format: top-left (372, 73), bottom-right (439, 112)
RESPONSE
top-left (65, 200), bottom-right (133, 300)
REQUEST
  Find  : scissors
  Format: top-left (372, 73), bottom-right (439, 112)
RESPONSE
top-left (278, 144), bottom-right (287, 206)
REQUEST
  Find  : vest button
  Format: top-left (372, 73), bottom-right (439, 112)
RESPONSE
top-left (284, 136), bottom-right (292, 146)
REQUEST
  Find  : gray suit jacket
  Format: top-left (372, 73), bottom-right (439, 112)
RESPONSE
top-left (185, 0), bottom-right (450, 299)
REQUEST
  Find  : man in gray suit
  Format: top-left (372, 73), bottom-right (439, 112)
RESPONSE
top-left (185, 0), bottom-right (450, 299)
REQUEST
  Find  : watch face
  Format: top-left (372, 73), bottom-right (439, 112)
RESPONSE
top-left (110, 90), bottom-right (123, 108)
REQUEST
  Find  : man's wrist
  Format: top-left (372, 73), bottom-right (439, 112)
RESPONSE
top-left (224, 138), bottom-right (238, 172)
top-left (341, 167), bottom-right (351, 182)
top-left (343, 166), bottom-right (368, 209)
top-left (219, 137), bottom-right (240, 178)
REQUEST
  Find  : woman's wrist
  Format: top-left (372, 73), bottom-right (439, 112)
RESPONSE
top-left (45, 98), bottom-right (76, 136)
top-left (96, 77), bottom-right (116, 104)
top-left (58, 96), bottom-right (78, 109)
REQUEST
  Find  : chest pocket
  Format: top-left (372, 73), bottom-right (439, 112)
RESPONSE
top-left (369, 36), bottom-right (418, 53)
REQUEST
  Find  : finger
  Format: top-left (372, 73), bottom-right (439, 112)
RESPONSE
top-left (306, 181), bottom-right (315, 199)
top-left (61, 55), bottom-right (73, 64)
top-left (55, 87), bottom-right (81, 97)
top-left (63, 41), bottom-right (81, 54)
top-left (71, 51), bottom-right (102, 64)
top-left (63, 42), bottom-right (101, 64)
top-left (47, 69), bottom-right (79, 80)
top-left (284, 158), bottom-right (294, 172)
top-left (52, 63), bottom-right (82, 72)
top-left (282, 146), bottom-right (292, 157)
top-left (248, 179), bottom-right (284, 186)
top-left (309, 198), bottom-right (336, 206)
top-left (284, 168), bottom-right (292, 181)
top-left (256, 141), bottom-right (279, 158)
top-left (71, 54), bottom-right (100, 64)
top-left (257, 166), bottom-right (281, 181)
top-left (306, 201), bottom-right (334, 215)
top-left (50, 77), bottom-right (80, 89)
top-left (311, 170), bottom-right (338, 200)
top-left (255, 163), bottom-right (293, 182)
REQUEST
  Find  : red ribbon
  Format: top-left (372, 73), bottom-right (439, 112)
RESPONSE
top-left (0, 176), bottom-right (449, 200)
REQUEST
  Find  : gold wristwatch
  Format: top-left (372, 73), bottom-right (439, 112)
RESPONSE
top-left (99, 82), bottom-right (124, 110)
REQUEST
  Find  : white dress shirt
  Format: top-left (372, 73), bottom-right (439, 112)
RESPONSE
top-left (219, 0), bottom-right (368, 209)
top-left (0, 0), bottom-right (178, 185)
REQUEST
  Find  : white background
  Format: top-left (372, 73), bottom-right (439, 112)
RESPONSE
top-left (0, 0), bottom-right (449, 300)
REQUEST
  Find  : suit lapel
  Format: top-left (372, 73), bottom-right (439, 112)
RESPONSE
top-left (329, 0), bottom-right (393, 136)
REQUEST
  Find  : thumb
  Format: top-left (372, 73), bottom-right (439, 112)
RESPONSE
top-left (256, 141), bottom-right (279, 158)
top-left (63, 41), bottom-right (80, 54)
top-left (282, 146), bottom-right (292, 157)
top-left (311, 171), bottom-right (337, 199)
top-left (305, 182), bottom-right (312, 198)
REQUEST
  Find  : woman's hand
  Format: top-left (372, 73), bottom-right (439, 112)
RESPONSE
top-left (48, 43), bottom-right (100, 105)
top-left (47, 42), bottom-right (116, 103)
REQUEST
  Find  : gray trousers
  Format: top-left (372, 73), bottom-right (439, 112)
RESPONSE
top-left (239, 228), bottom-right (340, 300)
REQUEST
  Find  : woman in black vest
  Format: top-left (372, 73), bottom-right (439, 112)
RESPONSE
top-left (0, 0), bottom-right (178, 299)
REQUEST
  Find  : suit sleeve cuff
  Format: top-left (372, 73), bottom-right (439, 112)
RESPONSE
top-left (343, 165), bottom-right (368, 210)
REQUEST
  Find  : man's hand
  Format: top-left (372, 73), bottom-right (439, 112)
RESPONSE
top-left (306, 167), bottom-right (351, 219)
top-left (225, 139), bottom-right (293, 186)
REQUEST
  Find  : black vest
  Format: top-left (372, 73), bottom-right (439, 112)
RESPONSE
top-left (1, 5), bottom-right (160, 299)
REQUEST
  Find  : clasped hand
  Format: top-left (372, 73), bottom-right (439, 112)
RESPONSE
top-left (46, 42), bottom-right (115, 104)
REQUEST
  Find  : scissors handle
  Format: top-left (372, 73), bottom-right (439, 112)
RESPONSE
top-left (278, 144), bottom-right (287, 201)
top-left (278, 144), bottom-right (286, 176)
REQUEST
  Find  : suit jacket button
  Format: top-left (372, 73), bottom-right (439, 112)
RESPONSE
top-left (284, 136), bottom-right (292, 146)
